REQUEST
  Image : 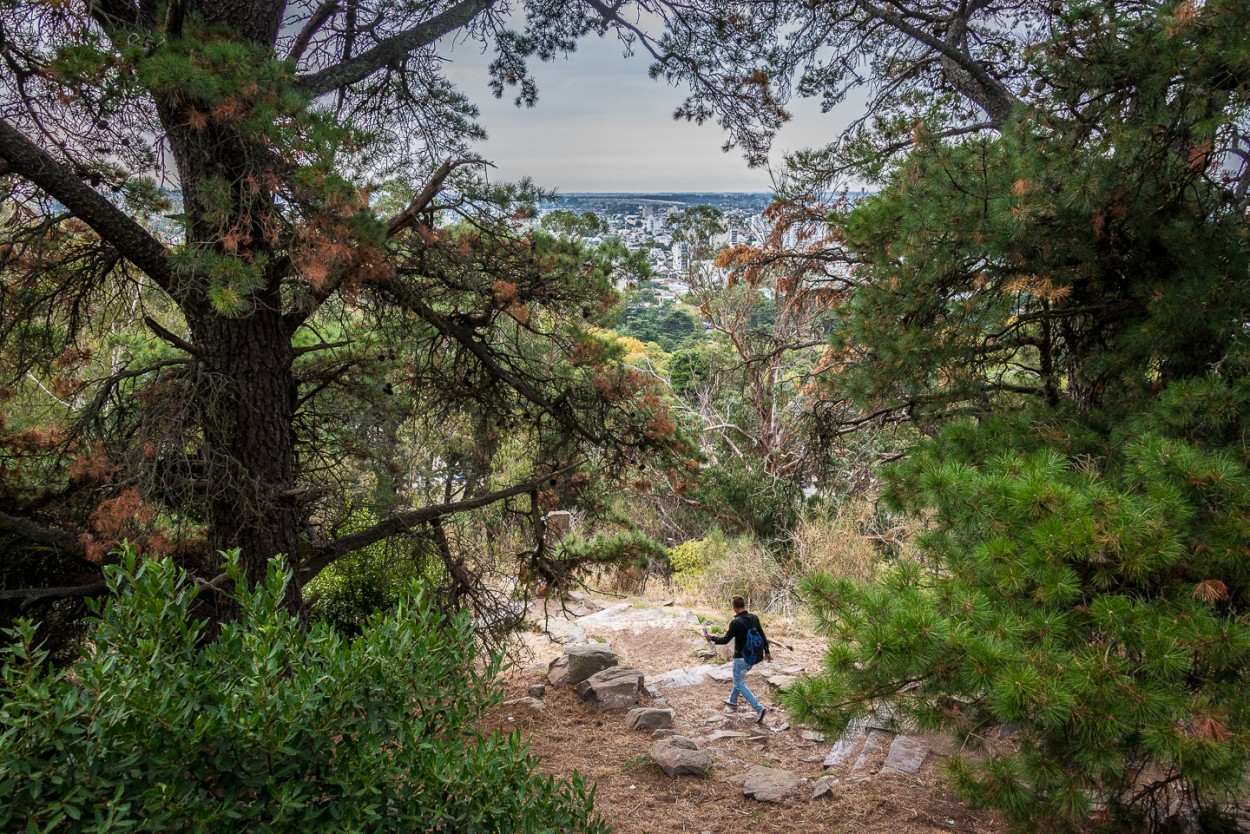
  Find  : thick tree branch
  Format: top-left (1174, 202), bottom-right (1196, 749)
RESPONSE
top-left (300, 465), bottom-right (576, 581)
top-left (0, 581), bottom-right (107, 604)
top-left (144, 316), bottom-right (201, 356)
top-left (297, 0), bottom-right (498, 95)
top-left (0, 119), bottom-right (175, 291)
top-left (853, 0), bottom-right (1019, 126)
top-left (386, 157), bottom-right (491, 237)
top-left (0, 510), bottom-right (85, 554)
top-left (288, 0), bottom-right (340, 64)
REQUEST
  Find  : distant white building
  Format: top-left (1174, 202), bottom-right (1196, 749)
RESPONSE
top-left (672, 241), bottom-right (690, 273)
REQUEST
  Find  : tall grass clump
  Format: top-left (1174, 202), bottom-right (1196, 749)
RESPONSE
top-left (668, 497), bottom-right (923, 617)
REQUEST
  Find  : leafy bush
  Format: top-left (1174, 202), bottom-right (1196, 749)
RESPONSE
top-left (305, 515), bottom-right (443, 634)
top-left (0, 548), bottom-right (606, 834)
top-left (666, 526), bottom-right (798, 614)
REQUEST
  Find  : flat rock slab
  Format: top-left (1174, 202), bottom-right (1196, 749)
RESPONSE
top-left (576, 666), bottom-right (644, 711)
top-left (648, 663), bottom-right (722, 691)
top-left (502, 696), bottom-right (545, 712)
top-left (852, 730), bottom-right (893, 772)
top-left (707, 730), bottom-right (750, 742)
top-left (882, 735), bottom-right (929, 774)
top-left (577, 605), bottom-right (700, 633)
top-left (707, 663), bottom-right (735, 683)
top-left (866, 701), bottom-right (918, 733)
top-left (742, 765), bottom-right (802, 802)
top-left (812, 776), bottom-right (837, 800)
top-left (626, 708), bottom-right (674, 731)
top-left (766, 674), bottom-right (798, 691)
top-left (823, 738), bottom-right (858, 769)
top-left (801, 730), bottom-right (826, 743)
top-left (652, 736), bottom-right (711, 777)
top-left (536, 613), bottom-right (587, 646)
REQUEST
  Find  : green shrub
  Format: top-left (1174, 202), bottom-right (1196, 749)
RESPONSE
top-left (0, 548), bottom-right (606, 834)
top-left (789, 395), bottom-right (1250, 831)
top-left (305, 541), bottom-right (439, 635)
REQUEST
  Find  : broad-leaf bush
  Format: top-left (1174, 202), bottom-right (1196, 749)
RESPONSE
top-left (0, 548), bottom-right (605, 833)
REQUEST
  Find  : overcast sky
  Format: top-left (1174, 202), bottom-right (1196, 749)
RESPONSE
top-left (442, 32), bottom-right (845, 193)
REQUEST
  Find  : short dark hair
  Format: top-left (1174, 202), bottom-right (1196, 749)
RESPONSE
top-left (731, 595), bottom-right (746, 610)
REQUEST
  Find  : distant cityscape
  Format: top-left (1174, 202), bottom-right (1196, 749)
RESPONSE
top-left (540, 192), bottom-right (780, 302)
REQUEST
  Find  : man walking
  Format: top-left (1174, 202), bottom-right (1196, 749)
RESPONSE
top-left (704, 595), bottom-right (772, 723)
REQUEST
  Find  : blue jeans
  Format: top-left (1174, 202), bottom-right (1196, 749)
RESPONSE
top-left (727, 657), bottom-right (762, 711)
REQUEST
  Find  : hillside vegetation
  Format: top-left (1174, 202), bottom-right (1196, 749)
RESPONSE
top-left (2, 0), bottom-right (1248, 832)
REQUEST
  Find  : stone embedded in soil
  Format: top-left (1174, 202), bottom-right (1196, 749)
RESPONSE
top-left (626, 708), bottom-right (674, 731)
top-left (527, 684), bottom-right (545, 698)
top-left (812, 776), bottom-right (836, 800)
top-left (851, 730), bottom-right (893, 772)
top-left (707, 730), bottom-right (749, 742)
top-left (801, 730), bottom-right (826, 743)
top-left (766, 674), bottom-right (798, 691)
top-left (823, 738), bottom-right (857, 769)
top-left (648, 663), bottom-right (721, 691)
top-left (882, 735), bottom-right (929, 774)
top-left (651, 735), bottom-right (711, 777)
top-left (502, 696), bottom-right (545, 712)
top-left (742, 765), bottom-right (802, 802)
top-left (576, 667), bottom-right (644, 711)
top-left (707, 664), bottom-right (735, 683)
top-left (537, 611), bottom-right (588, 647)
top-left (651, 728), bottom-right (676, 740)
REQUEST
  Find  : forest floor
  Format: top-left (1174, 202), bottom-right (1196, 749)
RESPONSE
top-left (483, 591), bottom-right (1009, 834)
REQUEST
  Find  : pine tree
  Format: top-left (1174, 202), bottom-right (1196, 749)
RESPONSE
top-left (0, 2), bottom-right (694, 630)
top-left (780, 1), bottom-right (1250, 830)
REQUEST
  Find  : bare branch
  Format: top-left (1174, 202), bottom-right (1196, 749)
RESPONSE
top-left (288, 0), bottom-right (341, 64)
top-left (300, 464), bottom-right (577, 581)
top-left (386, 157), bottom-right (493, 237)
top-left (144, 316), bottom-right (201, 356)
top-left (0, 119), bottom-right (174, 291)
top-left (0, 581), bottom-right (107, 604)
top-left (364, 274), bottom-right (554, 409)
top-left (292, 339), bottom-right (351, 357)
top-left (297, 0), bottom-right (498, 96)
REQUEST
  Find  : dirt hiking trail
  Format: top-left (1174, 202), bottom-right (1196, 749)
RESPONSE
top-left (485, 592), bottom-right (1008, 834)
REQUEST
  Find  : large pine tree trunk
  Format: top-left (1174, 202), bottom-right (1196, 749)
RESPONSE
top-left (153, 0), bottom-right (308, 612)
top-left (186, 305), bottom-right (304, 613)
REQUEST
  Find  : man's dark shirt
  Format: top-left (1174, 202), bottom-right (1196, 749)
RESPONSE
top-left (709, 610), bottom-right (769, 659)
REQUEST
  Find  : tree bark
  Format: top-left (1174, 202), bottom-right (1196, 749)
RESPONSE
top-left (186, 304), bottom-right (305, 614)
